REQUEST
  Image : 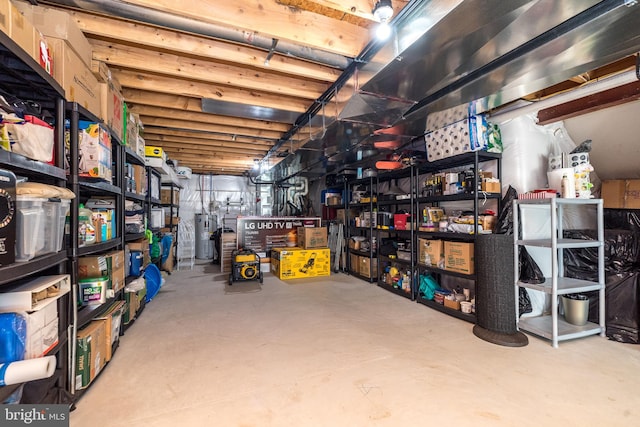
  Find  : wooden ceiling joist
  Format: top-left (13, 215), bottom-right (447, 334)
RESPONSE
top-left (139, 116), bottom-right (283, 139)
top-left (145, 139), bottom-right (269, 154)
top-left (125, 101), bottom-right (289, 132)
top-left (71, 10), bottom-right (342, 82)
top-left (160, 145), bottom-right (265, 159)
top-left (143, 128), bottom-right (276, 146)
top-left (113, 69), bottom-right (311, 113)
top-left (91, 40), bottom-right (328, 99)
top-left (119, 0), bottom-right (369, 57)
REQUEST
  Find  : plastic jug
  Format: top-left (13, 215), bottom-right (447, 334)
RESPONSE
top-left (130, 250), bottom-right (143, 277)
top-left (78, 203), bottom-right (96, 246)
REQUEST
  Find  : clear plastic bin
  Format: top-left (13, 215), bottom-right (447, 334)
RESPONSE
top-left (16, 196), bottom-right (70, 261)
top-left (15, 196), bottom-right (44, 262)
top-left (38, 199), bottom-right (71, 256)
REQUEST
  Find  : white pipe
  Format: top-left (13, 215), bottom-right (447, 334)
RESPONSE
top-left (490, 70), bottom-right (640, 124)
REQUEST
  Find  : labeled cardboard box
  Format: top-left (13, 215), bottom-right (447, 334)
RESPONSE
top-left (48, 37), bottom-right (101, 116)
top-left (77, 250), bottom-right (126, 295)
top-left (271, 247), bottom-right (330, 280)
top-left (418, 238), bottom-right (444, 267)
top-left (76, 320), bottom-right (107, 389)
top-left (444, 241), bottom-right (474, 274)
top-left (602, 179), bottom-right (640, 209)
top-left (13, 3), bottom-right (93, 67)
top-left (100, 80), bottom-right (124, 143)
top-left (297, 227), bottom-right (328, 249)
top-left (94, 301), bottom-right (125, 362)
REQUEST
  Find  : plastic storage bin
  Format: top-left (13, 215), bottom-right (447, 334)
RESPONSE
top-left (150, 208), bottom-right (164, 229)
top-left (15, 196), bottom-right (45, 262)
top-left (129, 250), bottom-right (143, 277)
top-left (39, 199), bottom-right (70, 256)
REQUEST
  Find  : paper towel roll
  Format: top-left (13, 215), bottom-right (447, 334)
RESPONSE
top-left (0, 356), bottom-right (56, 386)
top-left (547, 168), bottom-right (575, 198)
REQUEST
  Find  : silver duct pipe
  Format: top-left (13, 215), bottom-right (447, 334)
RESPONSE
top-left (42, 0), bottom-right (352, 69)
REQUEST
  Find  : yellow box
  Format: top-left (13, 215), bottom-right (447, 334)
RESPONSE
top-left (444, 241), bottom-right (474, 274)
top-left (418, 238), bottom-right (444, 267)
top-left (145, 145), bottom-right (165, 159)
top-left (271, 247), bottom-right (330, 280)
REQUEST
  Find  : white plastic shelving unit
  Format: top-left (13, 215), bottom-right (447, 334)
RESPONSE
top-left (513, 197), bottom-right (605, 348)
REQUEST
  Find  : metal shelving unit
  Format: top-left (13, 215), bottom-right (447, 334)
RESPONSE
top-left (513, 197), bottom-right (605, 347)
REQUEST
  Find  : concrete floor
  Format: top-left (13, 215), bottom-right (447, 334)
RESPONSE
top-left (70, 261), bottom-right (640, 427)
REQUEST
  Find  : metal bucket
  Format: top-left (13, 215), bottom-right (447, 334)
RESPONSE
top-left (561, 295), bottom-right (589, 326)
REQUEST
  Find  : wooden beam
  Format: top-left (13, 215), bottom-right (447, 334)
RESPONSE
top-left (163, 148), bottom-right (257, 161)
top-left (129, 105), bottom-right (290, 133)
top-left (143, 127), bottom-right (275, 146)
top-left (537, 80), bottom-right (640, 125)
top-left (69, 10), bottom-right (342, 81)
top-left (91, 39), bottom-right (327, 99)
top-left (145, 138), bottom-right (270, 154)
top-left (114, 69), bottom-right (311, 113)
top-left (119, 0), bottom-right (368, 57)
top-left (139, 116), bottom-right (282, 139)
top-left (157, 143), bottom-right (265, 156)
top-left (305, 0), bottom-right (409, 22)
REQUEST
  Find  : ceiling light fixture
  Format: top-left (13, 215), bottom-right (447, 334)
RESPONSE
top-left (372, 0), bottom-right (393, 23)
top-left (253, 159), bottom-right (260, 170)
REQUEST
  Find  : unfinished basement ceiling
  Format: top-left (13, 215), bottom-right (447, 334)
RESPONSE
top-left (32, 0), bottom-right (640, 177)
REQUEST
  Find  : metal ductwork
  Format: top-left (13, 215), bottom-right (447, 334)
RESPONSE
top-left (41, 0), bottom-right (352, 69)
top-left (273, 0), bottom-right (640, 181)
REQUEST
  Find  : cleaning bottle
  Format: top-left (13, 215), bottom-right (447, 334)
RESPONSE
top-left (78, 203), bottom-right (96, 246)
top-left (561, 174), bottom-right (570, 198)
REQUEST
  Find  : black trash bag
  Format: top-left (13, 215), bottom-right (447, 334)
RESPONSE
top-left (495, 185), bottom-right (518, 235)
top-left (564, 229), bottom-right (640, 279)
top-left (519, 287), bottom-right (533, 317)
top-left (519, 246), bottom-right (545, 284)
top-left (604, 209), bottom-right (640, 234)
top-left (584, 272), bottom-right (640, 344)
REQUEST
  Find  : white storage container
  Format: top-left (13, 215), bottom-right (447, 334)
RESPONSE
top-left (15, 196), bottom-right (45, 262)
top-left (150, 208), bottom-right (164, 229)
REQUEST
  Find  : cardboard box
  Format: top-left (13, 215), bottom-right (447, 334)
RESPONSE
top-left (444, 241), bottom-right (474, 274)
top-left (9, 2), bottom-right (35, 57)
top-left (94, 301), bottom-right (125, 362)
top-left (336, 208), bottom-right (357, 224)
top-left (145, 145), bottom-right (165, 159)
top-left (479, 215), bottom-right (497, 233)
top-left (297, 227), bottom-right (328, 249)
top-left (161, 188), bottom-right (180, 205)
top-left (271, 247), bottom-right (330, 280)
top-left (481, 179), bottom-right (501, 193)
top-left (132, 164), bottom-right (147, 196)
top-left (13, 3), bottom-right (93, 67)
top-left (602, 179), bottom-right (640, 209)
top-left (443, 298), bottom-right (461, 310)
top-left (359, 256), bottom-right (378, 279)
top-left (0, 275), bottom-right (70, 312)
top-left (165, 216), bottom-right (180, 226)
top-left (349, 253), bottom-right (360, 274)
top-left (127, 238), bottom-right (150, 267)
top-left (48, 37), bottom-right (100, 115)
top-left (24, 301), bottom-right (58, 359)
top-left (78, 250), bottom-right (125, 295)
top-left (0, 0), bottom-right (9, 36)
top-left (100, 80), bottom-right (124, 143)
top-left (76, 320), bottom-right (107, 389)
top-left (418, 238), bottom-right (444, 267)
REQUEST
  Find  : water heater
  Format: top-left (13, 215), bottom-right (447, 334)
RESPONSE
top-left (195, 214), bottom-right (215, 259)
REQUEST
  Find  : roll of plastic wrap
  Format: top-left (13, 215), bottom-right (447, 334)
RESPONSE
top-left (0, 356), bottom-right (56, 386)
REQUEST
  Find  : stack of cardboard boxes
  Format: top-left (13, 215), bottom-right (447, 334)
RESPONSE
top-left (271, 227), bottom-right (331, 280)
